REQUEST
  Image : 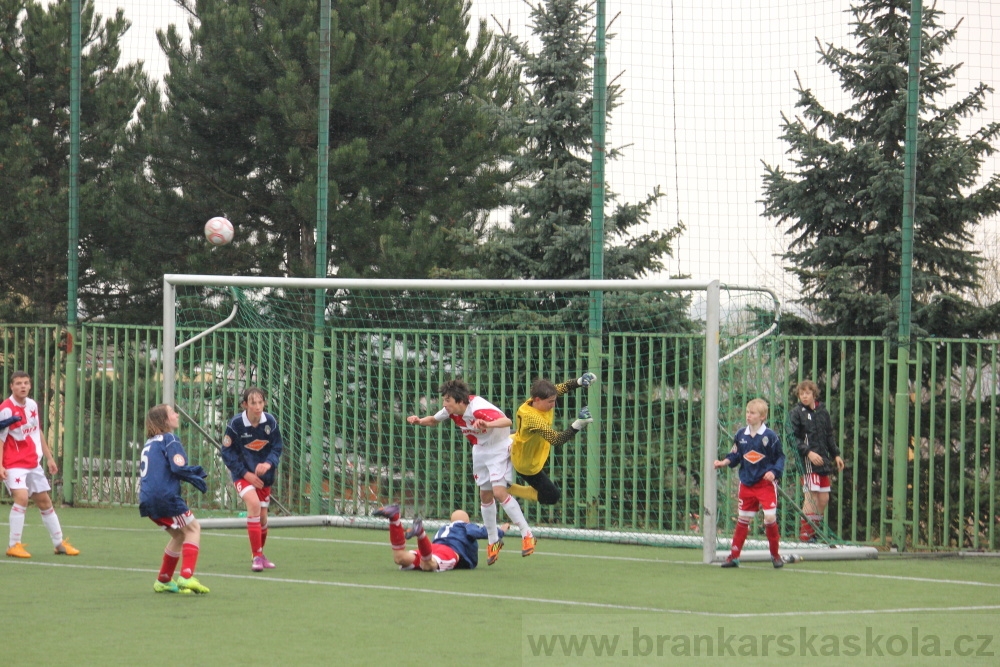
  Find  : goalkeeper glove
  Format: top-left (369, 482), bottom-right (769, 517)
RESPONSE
top-left (571, 406), bottom-right (593, 431)
top-left (578, 372), bottom-right (597, 387)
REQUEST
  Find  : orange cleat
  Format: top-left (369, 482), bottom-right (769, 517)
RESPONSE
top-left (6, 542), bottom-right (31, 558)
top-left (521, 535), bottom-right (536, 557)
top-left (54, 540), bottom-right (80, 556)
top-left (487, 539), bottom-right (504, 565)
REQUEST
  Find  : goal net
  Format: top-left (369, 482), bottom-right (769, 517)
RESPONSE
top-left (163, 275), bottom-right (851, 562)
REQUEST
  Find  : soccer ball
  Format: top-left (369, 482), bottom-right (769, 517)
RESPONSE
top-left (204, 217), bottom-right (234, 246)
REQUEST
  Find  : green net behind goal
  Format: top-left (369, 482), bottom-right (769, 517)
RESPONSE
top-left (167, 277), bottom-right (819, 553)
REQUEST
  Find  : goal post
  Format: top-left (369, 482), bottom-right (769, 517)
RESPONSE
top-left (162, 274), bottom-right (803, 562)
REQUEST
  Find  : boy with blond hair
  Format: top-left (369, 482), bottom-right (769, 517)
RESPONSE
top-left (714, 398), bottom-right (786, 568)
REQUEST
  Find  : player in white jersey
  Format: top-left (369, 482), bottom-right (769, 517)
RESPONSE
top-left (407, 379), bottom-right (536, 564)
top-left (0, 371), bottom-right (79, 558)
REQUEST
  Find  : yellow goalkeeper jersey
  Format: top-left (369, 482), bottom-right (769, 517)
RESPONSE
top-left (510, 379), bottom-right (580, 476)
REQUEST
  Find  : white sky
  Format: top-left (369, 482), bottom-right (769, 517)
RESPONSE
top-left (96, 0), bottom-right (998, 302)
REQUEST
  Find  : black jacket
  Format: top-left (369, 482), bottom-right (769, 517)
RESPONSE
top-left (787, 402), bottom-right (840, 476)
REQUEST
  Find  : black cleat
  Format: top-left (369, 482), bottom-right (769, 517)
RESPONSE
top-left (373, 504), bottom-right (400, 520)
top-left (720, 557), bottom-right (740, 568)
top-left (772, 556), bottom-right (785, 569)
top-left (404, 516), bottom-right (424, 540)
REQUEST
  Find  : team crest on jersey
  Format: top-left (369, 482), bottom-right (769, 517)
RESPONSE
top-left (245, 439), bottom-right (269, 452)
top-left (743, 450), bottom-right (765, 464)
top-left (223, 435), bottom-right (232, 448)
top-left (173, 454), bottom-right (186, 466)
top-left (762, 436), bottom-right (770, 446)
top-left (265, 425), bottom-right (271, 435)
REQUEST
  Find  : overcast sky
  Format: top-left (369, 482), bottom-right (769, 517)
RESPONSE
top-left (99, 0), bottom-right (998, 304)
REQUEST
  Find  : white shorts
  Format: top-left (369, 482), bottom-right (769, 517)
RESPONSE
top-left (3, 466), bottom-right (51, 495)
top-left (472, 443), bottom-right (513, 490)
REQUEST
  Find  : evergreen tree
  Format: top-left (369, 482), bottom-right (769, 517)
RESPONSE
top-left (142, 0), bottom-right (520, 294)
top-left (763, 0), bottom-right (1000, 548)
top-left (0, 0), bottom-right (156, 323)
top-left (762, 0), bottom-right (1000, 338)
top-left (476, 0), bottom-right (686, 332)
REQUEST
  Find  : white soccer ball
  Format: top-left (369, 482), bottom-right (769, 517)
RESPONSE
top-left (204, 217), bottom-right (234, 246)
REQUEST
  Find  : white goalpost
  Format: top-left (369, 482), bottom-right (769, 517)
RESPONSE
top-left (162, 274), bottom-right (876, 564)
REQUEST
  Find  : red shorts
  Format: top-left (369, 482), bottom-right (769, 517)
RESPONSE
top-left (150, 510), bottom-right (195, 530)
top-left (737, 479), bottom-right (778, 514)
top-left (234, 479), bottom-right (272, 506)
top-left (404, 543), bottom-right (460, 572)
top-left (802, 473), bottom-right (831, 493)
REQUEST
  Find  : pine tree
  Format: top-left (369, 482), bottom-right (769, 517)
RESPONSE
top-left (143, 0), bottom-right (520, 290)
top-left (0, 0), bottom-right (156, 323)
top-left (476, 0), bottom-right (686, 331)
top-left (762, 0), bottom-right (1000, 337)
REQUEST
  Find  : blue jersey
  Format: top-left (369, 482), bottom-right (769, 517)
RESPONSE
top-left (722, 424), bottom-right (785, 486)
top-left (221, 411), bottom-right (284, 486)
top-left (139, 432), bottom-right (208, 519)
top-left (432, 521), bottom-right (501, 570)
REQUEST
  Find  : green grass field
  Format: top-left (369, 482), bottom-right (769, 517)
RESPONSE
top-left (3, 506), bottom-right (998, 666)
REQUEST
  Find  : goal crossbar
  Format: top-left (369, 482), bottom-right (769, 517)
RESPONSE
top-left (162, 275), bottom-right (723, 561)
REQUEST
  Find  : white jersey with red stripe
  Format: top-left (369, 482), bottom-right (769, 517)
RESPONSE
top-left (0, 396), bottom-right (42, 469)
top-left (434, 396), bottom-right (510, 448)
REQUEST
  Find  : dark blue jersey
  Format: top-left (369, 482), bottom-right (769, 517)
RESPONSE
top-left (722, 424), bottom-right (785, 486)
top-left (221, 411), bottom-right (284, 486)
top-left (139, 432), bottom-right (208, 519)
top-left (432, 521), bottom-right (502, 570)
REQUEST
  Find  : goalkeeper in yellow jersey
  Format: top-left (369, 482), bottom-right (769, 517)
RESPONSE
top-left (508, 373), bottom-right (596, 505)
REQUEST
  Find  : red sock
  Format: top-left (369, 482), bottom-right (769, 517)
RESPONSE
top-left (417, 533), bottom-right (433, 559)
top-left (247, 517), bottom-right (263, 557)
top-left (730, 519), bottom-right (751, 558)
top-left (180, 542), bottom-right (200, 578)
top-left (765, 521), bottom-right (780, 558)
top-left (388, 520), bottom-right (406, 550)
top-left (261, 526), bottom-right (268, 548)
top-left (799, 519), bottom-right (812, 542)
top-left (158, 549), bottom-right (180, 583)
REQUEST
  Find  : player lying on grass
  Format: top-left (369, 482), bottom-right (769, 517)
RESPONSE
top-left (508, 373), bottom-right (596, 505)
top-left (407, 378), bottom-right (533, 564)
top-left (139, 404), bottom-right (210, 594)
top-left (714, 398), bottom-right (786, 569)
top-left (373, 504), bottom-right (505, 572)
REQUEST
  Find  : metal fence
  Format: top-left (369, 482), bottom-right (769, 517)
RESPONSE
top-left (0, 323), bottom-right (996, 551)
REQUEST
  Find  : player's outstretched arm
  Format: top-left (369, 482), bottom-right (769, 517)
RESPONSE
top-left (406, 415), bottom-right (438, 427)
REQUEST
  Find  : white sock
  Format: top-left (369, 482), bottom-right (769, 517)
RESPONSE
top-left (40, 507), bottom-right (64, 546)
top-left (9, 504), bottom-right (27, 546)
top-left (501, 495), bottom-right (532, 537)
top-left (481, 500), bottom-right (499, 543)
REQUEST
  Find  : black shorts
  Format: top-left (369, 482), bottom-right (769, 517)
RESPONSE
top-left (519, 470), bottom-right (560, 505)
